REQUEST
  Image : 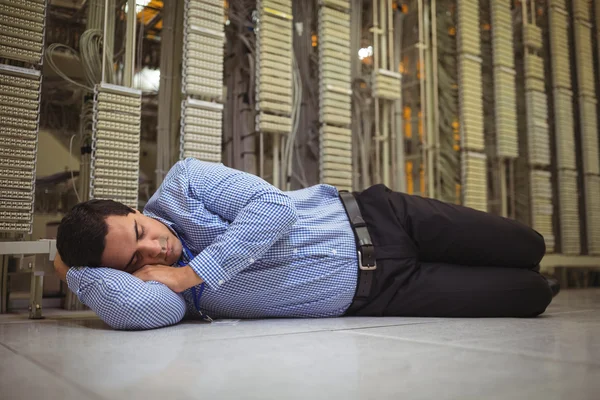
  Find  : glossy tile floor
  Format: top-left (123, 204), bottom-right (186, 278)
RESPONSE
top-left (1, 290), bottom-right (599, 400)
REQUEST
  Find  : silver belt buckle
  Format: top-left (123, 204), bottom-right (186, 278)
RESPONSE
top-left (357, 250), bottom-right (376, 271)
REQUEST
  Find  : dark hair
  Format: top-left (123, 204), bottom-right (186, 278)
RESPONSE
top-left (56, 199), bottom-right (134, 267)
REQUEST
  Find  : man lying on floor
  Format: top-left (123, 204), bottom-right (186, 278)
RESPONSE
top-left (54, 158), bottom-right (558, 330)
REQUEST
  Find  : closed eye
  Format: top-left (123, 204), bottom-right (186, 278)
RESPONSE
top-left (128, 226), bottom-right (145, 272)
top-left (124, 221), bottom-right (141, 272)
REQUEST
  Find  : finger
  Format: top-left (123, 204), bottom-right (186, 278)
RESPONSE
top-left (134, 265), bottom-right (153, 274)
top-left (133, 270), bottom-right (146, 279)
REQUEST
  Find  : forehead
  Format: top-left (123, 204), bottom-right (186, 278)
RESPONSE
top-left (102, 214), bottom-right (136, 269)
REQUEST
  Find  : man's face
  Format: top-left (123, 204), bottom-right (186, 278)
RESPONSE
top-left (101, 210), bottom-right (183, 273)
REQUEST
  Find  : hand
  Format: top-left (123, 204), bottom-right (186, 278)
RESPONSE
top-left (133, 265), bottom-right (203, 293)
top-left (53, 253), bottom-right (70, 283)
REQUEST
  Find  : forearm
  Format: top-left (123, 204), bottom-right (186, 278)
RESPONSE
top-left (189, 196), bottom-right (297, 289)
top-left (146, 159), bottom-right (299, 289)
top-left (67, 267), bottom-right (187, 330)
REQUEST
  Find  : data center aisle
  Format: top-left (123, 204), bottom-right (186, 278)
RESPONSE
top-left (1, 290), bottom-right (599, 400)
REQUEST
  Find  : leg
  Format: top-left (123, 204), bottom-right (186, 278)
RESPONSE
top-left (351, 260), bottom-right (553, 318)
top-left (357, 184), bottom-right (545, 269)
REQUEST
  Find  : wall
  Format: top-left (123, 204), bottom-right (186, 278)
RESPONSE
top-left (30, 130), bottom-right (81, 242)
top-left (35, 129), bottom-right (80, 178)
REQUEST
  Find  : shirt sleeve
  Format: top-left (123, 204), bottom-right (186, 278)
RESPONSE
top-left (161, 159), bottom-right (298, 291)
top-left (66, 266), bottom-right (187, 330)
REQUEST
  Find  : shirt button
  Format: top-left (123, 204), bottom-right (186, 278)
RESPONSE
top-left (332, 249), bottom-right (337, 255)
top-left (218, 280), bottom-right (224, 285)
top-left (293, 248), bottom-right (298, 254)
top-left (249, 258), bottom-right (255, 263)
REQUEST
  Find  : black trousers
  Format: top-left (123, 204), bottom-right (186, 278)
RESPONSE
top-left (345, 184), bottom-right (553, 318)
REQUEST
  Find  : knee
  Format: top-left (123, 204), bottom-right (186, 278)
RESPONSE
top-left (531, 230), bottom-right (547, 265)
top-left (518, 224), bottom-right (546, 267)
top-left (521, 273), bottom-right (553, 317)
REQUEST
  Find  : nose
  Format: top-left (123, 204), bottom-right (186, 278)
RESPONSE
top-left (140, 239), bottom-right (164, 261)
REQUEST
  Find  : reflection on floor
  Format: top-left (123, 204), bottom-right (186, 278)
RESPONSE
top-left (1, 289), bottom-right (599, 400)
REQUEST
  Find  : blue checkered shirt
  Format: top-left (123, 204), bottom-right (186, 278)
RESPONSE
top-left (66, 159), bottom-right (358, 330)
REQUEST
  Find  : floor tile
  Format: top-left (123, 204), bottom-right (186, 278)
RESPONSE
top-left (0, 314), bottom-right (440, 341)
top-left (341, 310), bottom-right (600, 365)
top-left (0, 344), bottom-right (99, 400)
top-left (0, 289), bottom-right (599, 400)
top-left (4, 327), bottom-right (599, 400)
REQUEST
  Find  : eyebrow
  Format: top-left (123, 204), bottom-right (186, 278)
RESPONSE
top-left (124, 220), bottom-right (139, 270)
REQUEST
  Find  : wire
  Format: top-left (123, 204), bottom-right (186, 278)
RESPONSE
top-left (45, 44), bottom-right (94, 91)
top-left (135, 15), bottom-right (145, 88)
top-left (238, 34), bottom-right (255, 57)
top-left (81, 29), bottom-right (115, 86)
top-left (46, 26), bottom-right (115, 92)
top-left (69, 134), bottom-right (82, 203)
top-left (282, 51), bottom-right (302, 188)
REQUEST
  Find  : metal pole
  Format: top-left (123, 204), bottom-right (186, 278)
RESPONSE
top-left (273, 134), bottom-right (280, 188)
top-left (387, 0), bottom-right (393, 69)
top-left (382, 102), bottom-right (390, 186)
top-left (0, 256), bottom-right (7, 313)
top-left (394, 9), bottom-right (406, 192)
top-left (156, 0), bottom-right (177, 187)
top-left (509, 158), bottom-right (516, 218)
top-left (500, 158), bottom-right (508, 217)
top-left (373, 0), bottom-right (381, 184)
top-left (529, 0), bottom-right (535, 25)
top-left (380, 0), bottom-right (389, 192)
top-left (351, 0), bottom-right (362, 190)
top-left (101, 0), bottom-right (109, 83)
top-left (380, 0), bottom-right (387, 70)
top-left (29, 271), bottom-right (44, 319)
top-left (418, 0), bottom-right (427, 196)
top-left (80, 153), bottom-right (91, 201)
top-left (170, 2), bottom-right (185, 167)
top-left (260, 131), bottom-right (265, 178)
top-left (432, 0), bottom-right (441, 198)
top-left (424, 0), bottom-right (435, 198)
top-left (124, 0), bottom-right (137, 87)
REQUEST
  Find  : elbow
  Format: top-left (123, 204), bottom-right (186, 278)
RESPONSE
top-left (71, 268), bottom-right (186, 331)
top-left (101, 286), bottom-right (187, 331)
top-left (112, 298), bottom-right (186, 331)
top-left (282, 196), bottom-right (299, 229)
top-left (259, 190), bottom-right (298, 230)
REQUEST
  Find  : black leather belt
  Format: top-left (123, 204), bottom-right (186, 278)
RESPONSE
top-left (339, 191), bottom-right (376, 300)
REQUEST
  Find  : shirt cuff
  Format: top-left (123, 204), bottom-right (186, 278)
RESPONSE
top-left (188, 251), bottom-right (230, 291)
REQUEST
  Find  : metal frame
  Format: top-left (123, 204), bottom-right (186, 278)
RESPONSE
top-left (541, 254), bottom-right (600, 271)
top-left (0, 239), bottom-right (56, 318)
top-left (255, 0), bottom-right (293, 187)
top-left (0, 0), bottom-right (47, 234)
top-left (179, 0), bottom-right (226, 164)
top-left (549, 1), bottom-right (581, 255)
top-left (457, 0), bottom-right (487, 212)
top-left (90, 83), bottom-right (142, 209)
top-left (318, 0), bottom-right (353, 191)
top-left (513, 2), bottom-right (555, 252)
top-left (571, 0), bottom-right (600, 254)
